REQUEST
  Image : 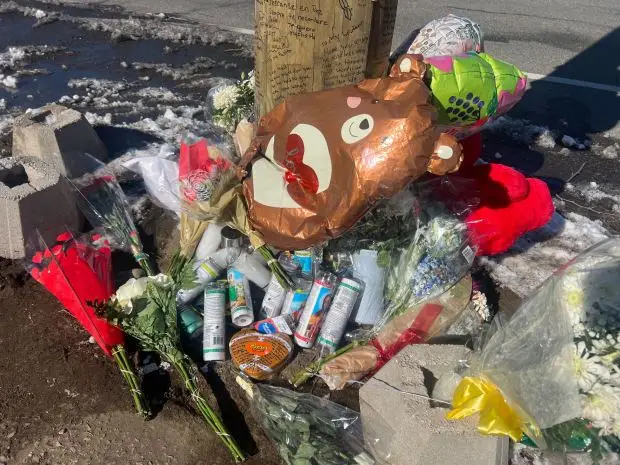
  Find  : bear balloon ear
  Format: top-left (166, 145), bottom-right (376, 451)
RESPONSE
top-left (427, 133), bottom-right (464, 175)
top-left (389, 54), bottom-right (426, 79)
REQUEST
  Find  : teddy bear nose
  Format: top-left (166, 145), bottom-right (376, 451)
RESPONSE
top-left (359, 118), bottom-right (370, 130)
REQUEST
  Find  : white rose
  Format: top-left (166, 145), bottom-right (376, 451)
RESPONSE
top-left (115, 277), bottom-right (149, 310)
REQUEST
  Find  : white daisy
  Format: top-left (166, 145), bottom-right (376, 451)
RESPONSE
top-left (574, 342), bottom-right (612, 391)
top-left (560, 273), bottom-right (587, 327)
top-left (582, 383), bottom-right (620, 425)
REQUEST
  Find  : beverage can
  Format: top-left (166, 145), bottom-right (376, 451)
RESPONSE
top-left (203, 282), bottom-right (227, 361)
top-left (317, 278), bottom-right (362, 352)
top-left (260, 274), bottom-right (287, 319)
top-left (294, 271), bottom-right (337, 348)
top-left (227, 268), bottom-right (254, 327)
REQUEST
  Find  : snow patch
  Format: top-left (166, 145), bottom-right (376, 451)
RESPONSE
top-left (486, 116), bottom-right (556, 148)
top-left (573, 181), bottom-right (620, 209)
top-left (68, 78), bottom-right (130, 96)
top-left (135, 87), bottom-right (179, 101)
top-left (132, 57), bottom-right (216, 80)
top-left (0, 75), bottom-right (17, 88)
top-left (600, 144), bottom-right (618, 160)
top-left (85, 112), bottom-right (113, 126)
top-left (482, 211), bottom-right (609, 297)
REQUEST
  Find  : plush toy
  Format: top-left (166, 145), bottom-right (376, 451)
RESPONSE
top-left (456, 135), bottom-right (555, 256)
top-left (240, 55), bottom-right (463, 250)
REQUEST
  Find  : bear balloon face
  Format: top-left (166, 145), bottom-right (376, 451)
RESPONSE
top-left (241, 56), bottom-right (462, 250)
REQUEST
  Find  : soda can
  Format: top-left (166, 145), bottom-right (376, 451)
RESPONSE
top-left (202, 282), bottom-right (227, 361)
top-left (294, 271), bottom-right (338, 348)
top-left (316, 278), bottom-right (362, 353)
top-left (227, 268), bottom-right (254, 328)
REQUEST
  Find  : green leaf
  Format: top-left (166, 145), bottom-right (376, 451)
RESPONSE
top-left (178, 259), bottom-right (198, 291)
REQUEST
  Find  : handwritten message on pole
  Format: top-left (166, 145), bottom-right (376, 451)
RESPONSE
top-left (255, 0), bottom-right (374, 117)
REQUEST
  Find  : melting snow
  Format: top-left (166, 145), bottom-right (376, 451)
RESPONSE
top-left (486, 116), bottom-right (557, 149)
top-left (481, 211), bottom-right (609, 297)
top-left (600, 144), bottom-right (618, 159)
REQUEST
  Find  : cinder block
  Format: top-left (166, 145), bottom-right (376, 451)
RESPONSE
top-left (12, 104), bottom-right (107, 178)
top-left (359, 344), bottom-right (509, 465)
top-left (0, 157), bottom-right (80, 259)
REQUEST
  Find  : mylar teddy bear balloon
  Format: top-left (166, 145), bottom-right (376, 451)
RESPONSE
top-left (240, 55), bottom-right (462, 250)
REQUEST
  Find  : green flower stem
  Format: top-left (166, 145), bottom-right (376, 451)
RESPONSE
top-left (170, 358), bottom-right (246, 462)
top-left (130, 243), bottom-right (156, 277)
top-left (289, 339), bottom-right (365, 388)
top-left (257, 246), bottom-right (294, 289)
top-left (112, 345), bottom-right (151, 419)
top-left (136, 256), bottom-right (156, 277)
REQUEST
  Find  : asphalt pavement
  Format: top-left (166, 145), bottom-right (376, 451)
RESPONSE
top-left (63, 0), bottom-right (618, 80)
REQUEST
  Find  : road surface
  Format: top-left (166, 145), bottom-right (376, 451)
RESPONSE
top-left (65, 0), bottom-right (619, 82)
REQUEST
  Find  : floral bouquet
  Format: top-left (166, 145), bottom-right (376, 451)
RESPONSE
top-left (95, 264), bottom-right (246, 462)
top-left (208, 72), bottom-right (255, 133)
top-left (243, 382), bottom-right (377, 465)
top-left (176, 137), bottom-right (233, 261)
top-left (173, 137), bottom-right (293, 288)
top-left (68, 154), bottom-right (154, 276)
top-left (447, 238), bottom-right (620, 461)
top-left (290, 178), bottom-right (481, 387)
top-left (28, 231), bottom-right (150, 418)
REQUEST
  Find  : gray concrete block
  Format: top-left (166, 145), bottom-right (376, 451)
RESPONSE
top-left (0, 157), bottom-right (81, 259)
top-left (359, 344), bottom-right (509, 465)
top-left (12, 104), bottom-right (107, 178)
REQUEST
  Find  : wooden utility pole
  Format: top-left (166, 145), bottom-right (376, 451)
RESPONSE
top-left (365, 0), bottom-right (399, 78)
top-left (255, 0), bottom-right (387, 117)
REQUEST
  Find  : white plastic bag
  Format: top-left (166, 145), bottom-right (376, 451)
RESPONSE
top-left (123, 156), bottom-right (180, 215)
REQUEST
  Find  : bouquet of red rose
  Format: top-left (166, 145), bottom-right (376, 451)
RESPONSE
top-left (28, 231), bottom-right (150, 418)
top-left (171, 137), bottom-right (293, 288)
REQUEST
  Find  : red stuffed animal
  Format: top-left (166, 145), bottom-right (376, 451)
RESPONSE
top-left (456, 133), bottom-right (555, 256)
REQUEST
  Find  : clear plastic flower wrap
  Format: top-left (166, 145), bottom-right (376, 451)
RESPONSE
top-left (447, 239), bottom-right (620, 461)
top-left (247, 383), bottom-right (385, 465)
top-left (67, 153), bottom-right (154, 276)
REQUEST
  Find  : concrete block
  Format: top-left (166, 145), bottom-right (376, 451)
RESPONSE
top-left (12, 104), bottom-right (107, 178)
top-left (0, 157), bottom-right (81, 259)
top-left (359, 344), bottom-right (509, 465)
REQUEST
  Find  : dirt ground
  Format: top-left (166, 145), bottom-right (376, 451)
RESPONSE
top-left (0, 256), bottom-right (284, 465)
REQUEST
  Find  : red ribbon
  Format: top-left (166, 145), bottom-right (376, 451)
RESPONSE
top-left (370, 303), bottom-right (444, 372)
